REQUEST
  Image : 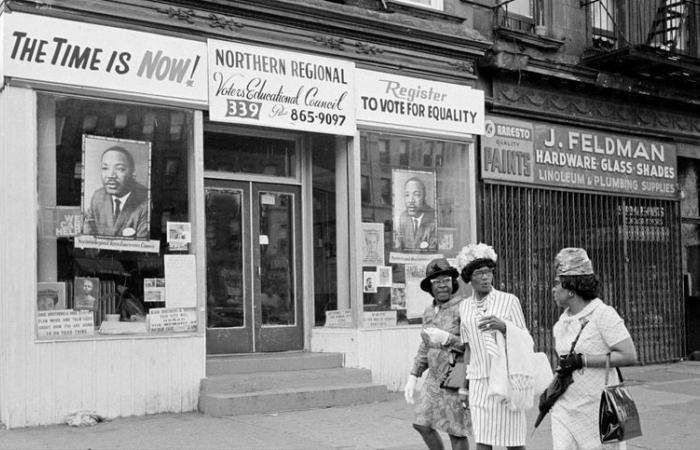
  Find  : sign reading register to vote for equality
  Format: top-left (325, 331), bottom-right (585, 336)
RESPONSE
top-left (207, 39), bottom-right (355, 135)
top-left (1, 12), bottom-right (207, 104)
top-left (355, 69), bottom-right (484, 137)
top-left (480, 115), bottom-right (677, 199)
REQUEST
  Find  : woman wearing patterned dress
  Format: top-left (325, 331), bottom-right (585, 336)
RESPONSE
top-left (404, 258), bottom-right (472, 450)
top-left (550, 248), bottom-right (637, 450)
top-left (456, 243), bottom-right (529, 450)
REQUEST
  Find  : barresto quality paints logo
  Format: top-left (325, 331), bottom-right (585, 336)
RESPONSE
top-left (484, 119), bottom-right (496, 138)
top-left (480, 116), bottom-right (535, 183)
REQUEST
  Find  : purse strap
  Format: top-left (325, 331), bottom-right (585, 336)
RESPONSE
top-left (604, 353), bottom-right (625, 385)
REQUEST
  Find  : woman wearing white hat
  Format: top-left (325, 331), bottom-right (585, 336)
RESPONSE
top-left (550, 248), bottom-right (637, 449)
top-left (456, 243), bottom-right (530, 450)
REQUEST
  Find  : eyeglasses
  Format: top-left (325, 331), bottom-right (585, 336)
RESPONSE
top-left (430, 277), bottom-right (452, 286)
top-left (471, 268), bottom-right (494, 278)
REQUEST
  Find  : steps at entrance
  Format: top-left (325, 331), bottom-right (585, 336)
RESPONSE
top-left (205, 351), bottom-right (343, 376)
top-left (199, 352), bottom-right (390, 417)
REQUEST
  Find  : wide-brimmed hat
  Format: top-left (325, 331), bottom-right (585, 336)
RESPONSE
top-left (555, 248), bottom-right (594, 276)
top-left (456, 243), bottom-right (498, 281)
top-left (420, 258), bottom-right (459, 293)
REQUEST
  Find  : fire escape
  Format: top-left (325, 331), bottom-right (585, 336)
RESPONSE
top-left (579, 0), bottom-right (700, 98)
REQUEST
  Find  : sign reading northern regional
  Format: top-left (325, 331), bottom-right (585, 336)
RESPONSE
top-left (2, 12), bottom-right (208, 104)
top-left (355, 69), bottom-right (484, 137)
top-left (481, 116), bottom-right (677, 198)
top-left (207, 39), bottom-right (355, 135)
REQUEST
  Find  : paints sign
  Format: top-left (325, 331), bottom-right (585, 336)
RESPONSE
top-left (481, 116), bottom-right (677, 198)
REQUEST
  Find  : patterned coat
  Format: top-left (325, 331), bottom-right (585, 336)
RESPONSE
top-left (410, 295), bottom-right (472, 437)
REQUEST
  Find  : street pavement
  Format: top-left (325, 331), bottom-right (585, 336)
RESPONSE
top-left (1, 361), bottom-right (699, 449)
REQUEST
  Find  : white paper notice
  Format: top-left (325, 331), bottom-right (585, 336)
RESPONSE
top-left (164, 254), bottom-right (197, 308)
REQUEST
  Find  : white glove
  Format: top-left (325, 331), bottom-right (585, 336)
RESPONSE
top-left (423, 327), bottom-right (451, 345)
top-left (404, 374), bottom-right (418, 404)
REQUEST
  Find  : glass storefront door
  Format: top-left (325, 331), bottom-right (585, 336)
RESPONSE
top-left (205, 180), bottom-right (302, 353)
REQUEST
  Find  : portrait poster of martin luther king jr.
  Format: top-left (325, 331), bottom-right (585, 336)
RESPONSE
top-left (81, 135), bottom-right (152, 239)
top-left (392, 169), bottom-right (438, 253)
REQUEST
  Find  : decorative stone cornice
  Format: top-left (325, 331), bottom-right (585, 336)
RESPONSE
top-left (208, 13), bottom-right (244, 31)
top-left (493, 81), bottom-right (700, 137)
top-left (155, 7), bottom-right (195, 24)
top-left (354, 41), bottom-right (384, 56)
top-left (448, 60), bottom-right (475, 74)
top-left (313, 35), bottom-right (346, 51)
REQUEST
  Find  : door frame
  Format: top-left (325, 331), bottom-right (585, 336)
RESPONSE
top-left (252, 182), bottom-right (303, 352)
top-left (204, 179), bottom-right (304, 353)
top-left (204, 180), bottom-right (253, 354)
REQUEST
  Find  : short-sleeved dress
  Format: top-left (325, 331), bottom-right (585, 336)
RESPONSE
top-left (410, 296), bottom-right (472, 437)
top-left (460, 288), bottom-right (529, 447)
top-left (551, 298), bottom-right (632, 450)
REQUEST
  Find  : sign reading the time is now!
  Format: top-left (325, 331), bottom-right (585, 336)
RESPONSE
top-left (2, 12), bottom-right (208, 104)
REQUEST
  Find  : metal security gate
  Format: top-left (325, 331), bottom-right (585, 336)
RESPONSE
top-left (481, 182), bottom-right (684, 364)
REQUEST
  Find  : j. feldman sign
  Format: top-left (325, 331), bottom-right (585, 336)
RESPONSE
top-left (481, 115), bottom-right (677, 199)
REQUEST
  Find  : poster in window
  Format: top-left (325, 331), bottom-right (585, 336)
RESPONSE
top-left (144, 278), bottom-right (166, 303)
top-left (361, 222), bottom-right (385, 266)
top-left (74, 277), bottom-right (100, 311)
top-left (363, 271), bottom-right (378, 293)
top-left (390, 283), bottom-right (406, 310)
top-left (80, 135), bottom-right (151, 240)
top-left (37, 281), bottom-right (67, 311)
top-left (377, 266), bottom-right (393, 287)
top-left (438, 227), bottom-right (456, 251)
top-left (405, 261), bottom-right (434, 319)
top-left (167, 221), bottom-right (191, 251)
top-left (392, 169), bottom-right (438, 252)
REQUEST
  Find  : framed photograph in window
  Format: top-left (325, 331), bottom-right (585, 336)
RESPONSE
top-left (391, 169), bottom-right (438, 252)
top-left (37, 282), bottom-right (67, 311)
top-left (81, 135), bottom-right (152, 239)
top-left (74, 277), bottom-right (100, 311)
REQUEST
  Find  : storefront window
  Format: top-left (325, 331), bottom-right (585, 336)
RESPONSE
top-left (360, 131), bottom-right (472, 325)
top-left (204, 132), bottom-right (296, 176)
top-left (312, 135), bottom-right (339, 325)
top-left (36, 93), bottom-right (194, 339)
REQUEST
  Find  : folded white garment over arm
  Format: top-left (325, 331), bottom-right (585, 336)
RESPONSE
top-left (487, 319), bottom-right (537, 411)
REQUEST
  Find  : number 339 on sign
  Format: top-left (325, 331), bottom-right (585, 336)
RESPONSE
top-left (225, 100), bottom-right (262, 119)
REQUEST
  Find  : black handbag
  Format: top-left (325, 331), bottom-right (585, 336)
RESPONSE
top-left (440, 351), bottom-right (466, 391)
top-left (599, 355), bottom-right (642, 443)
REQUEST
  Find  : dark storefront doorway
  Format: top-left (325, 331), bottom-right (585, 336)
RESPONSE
top-left (204, 179), bottom-right (303, 354)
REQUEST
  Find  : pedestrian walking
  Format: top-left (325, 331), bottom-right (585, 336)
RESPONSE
top-left (456, 243), bottom-right (532, 450)
top-left (549, 247), bottom-right (638, 450)
top-left (404, 258), bottom-right (472, 450)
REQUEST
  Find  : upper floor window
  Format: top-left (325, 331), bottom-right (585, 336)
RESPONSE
top-left (507, 0), bottom-right (533, 18)
top-left (391, 0), bottom-right (444, 11)
top-left (590, 0), bottom-right (618, 50)
top-left (500, 0), bottom-right (535, 32)
top-left (648, 0), bottom-right (690, 52)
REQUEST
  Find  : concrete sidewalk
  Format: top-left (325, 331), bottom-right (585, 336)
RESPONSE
top-left (1, 361), bottom-right (699, 450)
